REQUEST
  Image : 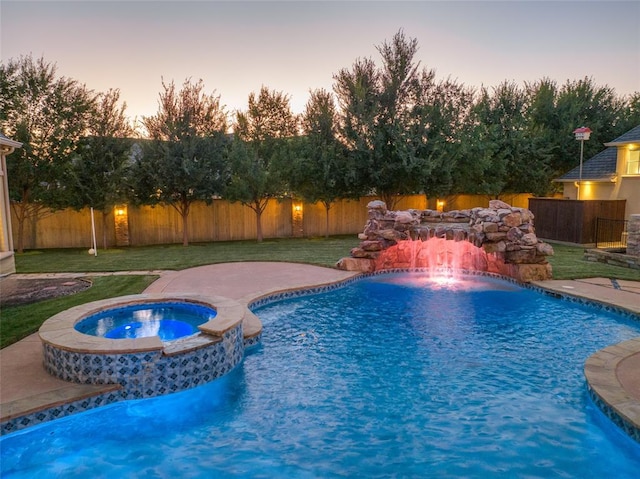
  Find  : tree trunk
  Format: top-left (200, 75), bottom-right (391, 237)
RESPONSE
top-left (174, 198), bottom-right (190, 246)
top-left (182, 210), bottom-right (189, 246)
top-left (101, 210), bottom-right (109, 250)
top-left (12, 188), bottom-right (30, 254)
top-left (324, 201), bottom-right (331, 239)
top-left (15, 203), bottom-right (25, 254)
top-left (381, 192), bottom-right (400, 211)
top-left (255, 201), bottom-right (263, 243)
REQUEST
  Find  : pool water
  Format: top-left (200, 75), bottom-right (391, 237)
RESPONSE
top-left (2, 273), bottom-right (640, 478)
top-left (74, 302), bottom-right (216, 341)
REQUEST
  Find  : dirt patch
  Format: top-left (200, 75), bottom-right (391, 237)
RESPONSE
top-left (0, 277), bottom-right (92, 307)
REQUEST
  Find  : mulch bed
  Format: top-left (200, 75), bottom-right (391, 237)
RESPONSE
top-left (0, 277), bottom-right (92, 307)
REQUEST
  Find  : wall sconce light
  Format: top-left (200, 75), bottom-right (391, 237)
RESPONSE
top-left (116, 208), bottom-right (125, 216)
top-left (292, 202), bottom-right (304, 237)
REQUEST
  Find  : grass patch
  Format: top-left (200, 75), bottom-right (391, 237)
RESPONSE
top-left (546, 242), bottom-right (640, 281)
top-left (0, 275), bottom-right (157, 349)
top-left (14, 236), bottom-right (360, 273)
top-left (14, 236), bottom-right (639, 281)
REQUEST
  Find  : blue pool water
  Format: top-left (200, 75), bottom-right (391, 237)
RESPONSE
top-left (74, 302), bottom-right (216, 341)
top-left (2, 273), bottom-right (640, 478)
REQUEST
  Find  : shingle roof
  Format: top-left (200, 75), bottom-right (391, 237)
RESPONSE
top-left (0, 132), bottom-right (22, 148)
top-left (604, 124), bottom-right (640, 145)
top-left (555, 147), bottom-right (618, 181)
top-left (555, 124), bottom-right (640, 182)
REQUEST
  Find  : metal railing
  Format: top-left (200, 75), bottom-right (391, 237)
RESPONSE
top-left (595, 217), bottom-right (628, 249)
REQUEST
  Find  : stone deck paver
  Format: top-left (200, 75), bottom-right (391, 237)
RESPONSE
top-left (1, 264), bottom-right (639, 436)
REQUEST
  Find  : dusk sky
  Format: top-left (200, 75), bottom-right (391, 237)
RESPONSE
top-left (1, 1), bottom-right (639, 124)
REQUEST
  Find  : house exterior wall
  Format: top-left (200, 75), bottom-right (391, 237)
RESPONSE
top-left (562, 146), bottom-right (640, 219)
top-left (0, 151), bottom-right (14, 275)
top-left (615, 146), bottom-right (640, 218)
top-left (0, 138), bottom-right (21, 276)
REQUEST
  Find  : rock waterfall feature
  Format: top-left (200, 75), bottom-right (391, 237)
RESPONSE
top-left (337, 199), bottom-right (554, 282)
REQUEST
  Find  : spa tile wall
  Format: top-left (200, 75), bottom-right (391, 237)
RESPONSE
top-left (2, 325), bottom-right (244, 435)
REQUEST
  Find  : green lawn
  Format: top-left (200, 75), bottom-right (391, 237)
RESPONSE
top-left (14, 236), bottom-right (640, 281)
top-left (14, 236), bottom-right (360, 273)
top-left (546, 242), bottom-right (640, 281)
top-left (1, 275), bottom-right (158, 349)
top-left (2, 236), bottom-right (638, 349)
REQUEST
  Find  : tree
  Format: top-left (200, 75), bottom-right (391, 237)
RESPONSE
top-left (290, 89), bottom-right (352, 237)
top-left (136, 78), bottom-right (229, 246)
top-left (416, 76), bottom-right (475, 204)
top-left (464, 82), bottom-right (553, 198)
top-left (0, 54), bottom-right (94, 252)
top-left (524, 77), bottom-right (625, 186)
top-left (67, 89), bottom-right (135, 249)
top-left (227, 86), bottom-right (298, 242)
top-left (333, 30), bottom-right (429, 209)
top-left (618, 92), bottom-right (640, 133)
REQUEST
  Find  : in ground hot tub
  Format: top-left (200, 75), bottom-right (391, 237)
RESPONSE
top-left (74, 302), bottom-right (217, 341)
top-left (39, 294), bottom-right (246, 400)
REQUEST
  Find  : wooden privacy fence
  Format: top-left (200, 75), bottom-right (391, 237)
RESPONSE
top-left (11, 193), bottom-right (534, 250)
top-left (528, 198), bottom-right (627, 245)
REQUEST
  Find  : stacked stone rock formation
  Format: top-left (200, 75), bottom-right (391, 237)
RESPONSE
top-left (337, 199), bottom-right (554, 282)
top-left (627, 214), bottom-right (640, 257)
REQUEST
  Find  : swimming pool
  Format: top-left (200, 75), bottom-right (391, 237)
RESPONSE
top-left (2, 272), bottom-right (640, 477)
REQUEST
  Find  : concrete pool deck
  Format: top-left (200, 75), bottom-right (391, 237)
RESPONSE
top-left (1, 263), bottom-right (639, 437)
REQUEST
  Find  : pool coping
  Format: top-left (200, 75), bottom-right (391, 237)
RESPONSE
top-left (584, 338), bottom-right (640, 443)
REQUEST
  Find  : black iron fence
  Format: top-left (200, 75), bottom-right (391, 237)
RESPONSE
top-left (595, 217), bottom-right (628, 249)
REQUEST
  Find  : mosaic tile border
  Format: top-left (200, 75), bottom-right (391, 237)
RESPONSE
top-left (248, 268), bottom-right (519, 310)
top-left (587, 384), bottom-right (640, 444)
top-left (1, 389), bottom-right (124, 435)
top-left (243, 332), bottom-right (262, 349)
top-left (248, 275), bottom-right (363, 310)
top-left (525, 284), bottom-right (640, 321)
top-left (42, 324), bottom-right (244, 400)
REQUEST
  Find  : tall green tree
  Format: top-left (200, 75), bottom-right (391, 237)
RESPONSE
top-left (226, 86), bottom-right (298, 242)
top-left (527, 77), bottom-right (626, 183)
top-left (333, 30), bottom-right (430, 209)
top-left (618, 92), bottom-right (640, 133)
top-left (136, 78), bottom-right (229, 246)
top-left (416, 76), bottom-right (475, 204)
top-left (0, 54), bottom-right (94, 252)
top-left (465, 82), bottom-right (553, 198)
top-left (290, 89), bottom-right (352, 237)
top-left (67, 89), bottom-right (135, 249)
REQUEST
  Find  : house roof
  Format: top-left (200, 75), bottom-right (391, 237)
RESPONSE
top-left (555, 147), bottom-right (618, 182)
top-left (604, 124), bottom-right (640, 146)
top-left (0, 132), bottom-right (22, 149)
top-left (555, 124), bottom-right (640, 182)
